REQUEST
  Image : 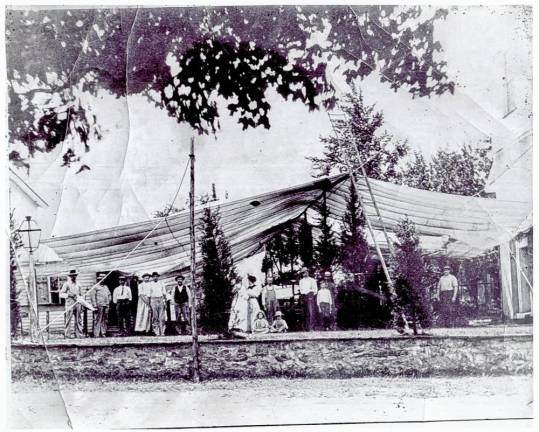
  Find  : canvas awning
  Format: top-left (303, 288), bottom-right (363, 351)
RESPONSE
top-left (41, 174), bottom-right (531, 275)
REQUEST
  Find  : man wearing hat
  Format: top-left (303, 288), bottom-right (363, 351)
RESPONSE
top-left (172, 275), bottom-right (192, 335)
top-left (436, 265), bottom-right (459, 327)
top-left (298, 267), bottom-right (318, 331)
top-left (92, 280), bottom-right (112, 337)
top-left (147, 271), bottom-right (167, 336)
top-left (113, 276), bottom-right (132, 336)
top-left (59, 269), bottom-right (85, 338)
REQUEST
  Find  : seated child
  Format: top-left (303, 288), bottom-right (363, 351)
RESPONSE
top-left (252, 311), bottom-right (270, 334)
top-left (270, 311), bottom-right (288, 333)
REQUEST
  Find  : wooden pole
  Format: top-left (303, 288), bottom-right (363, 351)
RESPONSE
top-left (28, 251), bottom-right (39, 342)
top-left (189, 137), bottom-right (201, 382)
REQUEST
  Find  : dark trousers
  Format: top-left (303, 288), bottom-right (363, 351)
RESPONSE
top-left (302, 293), bottom-right (316, 331)
top-left (319, 302), bottom-right (332, 329)
top-left (116, 300), bottom-right (132, 335)
top-left (439, 291), bottom-right (454, 327)
top-left (175, 303), bottom-right (191, 334)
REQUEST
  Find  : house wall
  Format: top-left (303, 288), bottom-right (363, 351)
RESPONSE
top-left (499, 229), bottom-right (533, 320)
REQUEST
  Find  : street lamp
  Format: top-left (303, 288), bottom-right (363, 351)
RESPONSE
top-left (18, 216), bottom-right (42, 342)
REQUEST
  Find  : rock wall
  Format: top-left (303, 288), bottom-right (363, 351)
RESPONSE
top-left (11, 335), bottom-right (532, 381)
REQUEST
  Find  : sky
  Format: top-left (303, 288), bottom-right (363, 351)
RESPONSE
top-left (12, 5), bottom-right (533, 238)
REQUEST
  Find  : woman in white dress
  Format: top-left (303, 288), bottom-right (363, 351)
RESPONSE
top-left (245, 274), bottom-right (261, 332)
top-left (228, 276), bottom-right (249, 332)
top-left (134, 273), bottom-right (152, 333)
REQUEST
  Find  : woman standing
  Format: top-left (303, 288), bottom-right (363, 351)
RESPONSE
top-left (246, 274), bottom-right (261, 332)
top-left (228, 276), bottom-right (249, 332)
top-left (134, 273), bottom-right (152, 334)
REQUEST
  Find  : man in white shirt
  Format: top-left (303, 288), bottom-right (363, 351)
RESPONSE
top-left (147, 271), bottom-right (167, 336)
top-left (298, 267), bottom-right (318, 331)
top-left (113, 276), bottom-right (132, 336)
top-left (59, 269), bottom-right (85, 338)
top-left (436, 265), bottom-right (459, 327)
top-left (317, 271), bottom-right (334, 330)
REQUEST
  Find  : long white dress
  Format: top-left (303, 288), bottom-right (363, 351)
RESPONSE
top-left (228, 283), bottom-right (249, 332)
top-left (134, 282), bottom-right (151, 332)
top-left (246, 283), bottom-right (261, 332)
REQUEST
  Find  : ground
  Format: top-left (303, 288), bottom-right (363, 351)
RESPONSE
top-left (9, 375), bottom-right (532, 429)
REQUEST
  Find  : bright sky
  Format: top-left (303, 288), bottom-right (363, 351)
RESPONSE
top-left (16, 5), bottom-right (532, 238)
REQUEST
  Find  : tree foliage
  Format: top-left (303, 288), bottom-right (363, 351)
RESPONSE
top-left (339, 181), bottom-right (370, 274)
top-left (403, 143), bottom-right (493, 196)
top-left (198, 206), bottom-right (236, 334)
top-left (298, 215), bottom-right (314, 269)
top-left (310, 86), bottom-right (409, 180)
top-left (392, 217), bottom-right (430, 333)
top-left (314, 194), bottom-right (338, 271)
top-left (7, 6), bottom-right (453, 170)
top-left (9, 211), bottom-right (23, 338)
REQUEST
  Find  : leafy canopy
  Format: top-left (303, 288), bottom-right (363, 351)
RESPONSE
top-left (7, 6), bottom-right (453, 168)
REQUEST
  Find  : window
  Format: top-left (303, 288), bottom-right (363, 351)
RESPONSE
top-left (47, 275), bottom-right (67, 305)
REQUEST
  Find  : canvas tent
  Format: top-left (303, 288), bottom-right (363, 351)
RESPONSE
top-left (41, 173), bottom-right (531, 273)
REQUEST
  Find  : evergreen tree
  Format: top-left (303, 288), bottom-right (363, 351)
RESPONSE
top-left (198, 206), bottom-right (236, 334)
top-left (9, 211), bottom-right (23, 338)
top-left (314, 193), bottom-right (338, 271)
top-left (298, 214), bottom-right (314, 269)
top-left (392, 218), bottom-right (431, 334)
top-left (309, 85), bottom-right (409, 181)
top-left (339, 181), bottom-right (369, 274)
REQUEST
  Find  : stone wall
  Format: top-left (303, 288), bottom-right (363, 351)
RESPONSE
top-left (11, 334), bottom-right (532, 381)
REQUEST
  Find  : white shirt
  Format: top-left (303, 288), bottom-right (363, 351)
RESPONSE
top-left (146, 280), bottom-right (166, 298)
top-left (437, 274), bottom-right (458, 292)
top-left (298, 276), bottom-right (318, 295)
top-left (316, 288), bottom-right (333, 307)
top-left (113, 284), bottom-right (132, 303)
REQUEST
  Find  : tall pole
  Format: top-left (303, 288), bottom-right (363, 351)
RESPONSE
top-left (28, 248), bottom-right (39, 342)
top-left (189, 137), bottom-right (201, 382)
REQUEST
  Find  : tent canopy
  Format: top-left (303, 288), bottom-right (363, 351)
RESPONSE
top-left (42, 174), bottom-right (531, 274)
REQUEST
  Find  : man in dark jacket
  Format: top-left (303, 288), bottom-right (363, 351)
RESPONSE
top-left (173, 275), bottom-right (191, 335)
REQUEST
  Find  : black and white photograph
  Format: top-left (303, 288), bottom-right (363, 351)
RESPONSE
top-left (3, 2), bottom-right (534, 430)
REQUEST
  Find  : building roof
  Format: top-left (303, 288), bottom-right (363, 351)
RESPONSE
top-left (9, 167), bottom-right (49, 208)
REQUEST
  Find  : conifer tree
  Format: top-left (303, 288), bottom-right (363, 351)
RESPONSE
top-left (340, 181), bottom-right (369, 274)
top-left (198, 207), bottom-right (236, 334)
top-left (298, 214), bottom-right (314, 269)
top-left (392, 217), bottom-right (431, 334)
top-left (314, 193), bottom-right (338, 271)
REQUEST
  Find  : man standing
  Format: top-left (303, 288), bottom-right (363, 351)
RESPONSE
top-left (436, 265), bottom-right (459, 327)
top-left (113, 276), bottom-right (132, 336)
top-left (147, 271), bottom-right (167, 336)
top-left (262, 276), bottom-right (279, 324)
top-left (298, 267), bottom-right (318, 331)
top-left (59, 269), bottom-right (85, 338)
top-left (173, 275), bottom-right (192, 335)
top-left (92, 281), bottom-right (111, 337)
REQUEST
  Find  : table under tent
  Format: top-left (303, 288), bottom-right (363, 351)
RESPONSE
top-left (18, 173), bottom-right (531, 336)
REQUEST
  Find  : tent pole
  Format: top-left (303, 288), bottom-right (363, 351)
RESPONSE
top-left (189, 137), bottom-right (201, 383)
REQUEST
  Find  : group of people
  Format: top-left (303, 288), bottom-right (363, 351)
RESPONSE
top-left (59, 269), bottom-right (192, 338)
top-left (228, 267), bottom-right (336, 334)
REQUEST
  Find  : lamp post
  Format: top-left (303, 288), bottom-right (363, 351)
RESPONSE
top-left (18, 216), bottom-right (42, 342)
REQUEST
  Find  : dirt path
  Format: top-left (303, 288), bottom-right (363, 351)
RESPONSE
top-left (9, 376), bottom-right (533, 429)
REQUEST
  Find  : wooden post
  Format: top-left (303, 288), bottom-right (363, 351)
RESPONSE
top-left (189, 137), bottom-right (201, 382)
top-left (27, 252), bottom-right (40, 342)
